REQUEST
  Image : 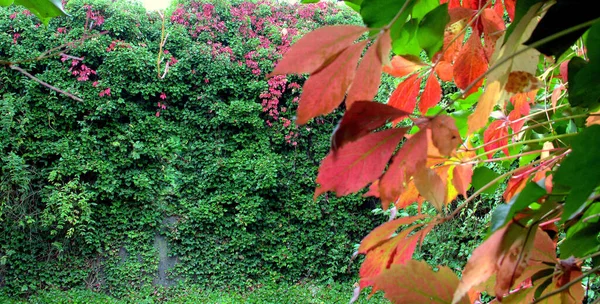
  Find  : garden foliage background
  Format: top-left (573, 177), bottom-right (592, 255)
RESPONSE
top-left (0, 0), bottom-right (396, 296)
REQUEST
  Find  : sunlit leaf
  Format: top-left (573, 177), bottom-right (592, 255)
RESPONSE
top-left (373, 260), bottom-right (471, 304)
top-left (453, 34), bottom-right (488, 97)
top-left (429, 115), bottom-right (462, 156)
top-left (268, 25), bottom-right (367, 76)
top-left (315, 127), bottom-right (407, 199)
top-left (346, 31), bottom-right (392, 107)
top-left (332, 101), bottom-right (410, 150)
top-left (388, 73), bottom-right (421, 113)
top-left (419, 73), bottom-right (442, 114)
top-left (383, 55), bottom-right (426, 77)
top-left (358, 214), bottom-right (427, 254)
top-left (379, 129), bottom-right (428, 206)
top-left (483, 120), bottom-right (509, 159)
top-left (414, 167), bottom-right (446, 212)
top-left (296, 41), bottom-right (367, 125)
top-left (417, 4), bottom-right (450, 59)
top-left (453, 225), bottom-right (508, 304)
top-left (12, 0), bottom-right (67, 25)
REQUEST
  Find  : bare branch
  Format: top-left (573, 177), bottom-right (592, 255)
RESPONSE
top-left (9, 64), bottom-right (84, 102)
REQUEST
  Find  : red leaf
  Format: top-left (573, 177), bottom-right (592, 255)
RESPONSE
top-left (394, 179), bottom-right (422, 210)
top-left (314, 127), bottom-right (407, 199)
top-left (388, 74), bottom-right (421, 114)
top-left (359, 226), bottom-right (421, 288)
top-left (481, 9), bottom-right (505, 59)
top-left (559, 60), bottom-right (570, 83)
top-left (414, 167), bottom-right (446, 212)
top-left (358, 214), bottom-right (427, 254)
top-left (504, 0), bottom-right (516, 21)
top-left (435, 61), bottom-right (454, 82)
top-left (468, 80), bottom-right (502, 134)
top-left (268, 25), bottom-right (367, 76)
top-left (429, 115), bottom-right (462, 156)
top-left (364, 180), bottom-right (380, 198)
top-left (382, 55), bottom-right (425, 78)
top-left (332, 101), bottom-right (410, 151)
top-left (453, 34), bottom-right (488, 97)
top-left (296, 41), bottom-right (367, 125)
top-left (373, 260), bottom-right (472, 304)
top-left (453, 225), bottom-right (508, 304)
top-left (419, 74), bottom-right (442, 114)
top-left (441, 0), bottom-right (462, 9)
top-left (495, 224), bottom-right (538, 300)
top-left (346, 31), bottom-right (391, 108)
top-left (379, 129), bottom-right (428, 207)
top-left (453, 164), bottom-right (473, 198)
top-left (504, 71), bottom-right (540, 94)
top-left (508, 92), bottom-right (532, 134)
top-left (483, 120), bottom-right (509, 159)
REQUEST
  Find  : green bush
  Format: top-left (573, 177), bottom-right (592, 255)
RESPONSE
top-left (0, 0), bottom-right (388, 298)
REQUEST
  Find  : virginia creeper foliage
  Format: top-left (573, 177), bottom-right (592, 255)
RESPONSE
top-left (271, 0), bottom-right (600, 302)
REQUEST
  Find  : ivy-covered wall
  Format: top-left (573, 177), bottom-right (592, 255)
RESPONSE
top-left (0, 0), bottom-right (393, 296)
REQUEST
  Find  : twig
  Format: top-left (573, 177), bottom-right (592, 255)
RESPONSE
top-left (532, 264), bottom-right (600, 303)
top-left (9, 64), bottom-right (83, 102)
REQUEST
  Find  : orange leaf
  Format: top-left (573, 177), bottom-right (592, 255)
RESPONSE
top-left (435, 60), bottom-right (454, 82)
top-left (346, 31), bottom-right (391, 107)
top-left (468, 79), bottom-right (503, 134)
top-left (268, 25), bottom-right (367, 76)
top-left (358, 214), bottom-right (427, 254)
top-left (296, 41), bottom-right (367, 125)
top-left (452, 163), bottom-right (473, 198)
top-left (453, 34), bottom-right (488, 97)
top-left (419, 73), bottom-right (442, 114)
top-left (414, 167), bottom-right (446, 212)
top-left (433, 165), bottom-right (459, 207)
top-left (332, 101), bottom-right (410, 151)
top-left (394, 179), bottom-right (422, 210)
top-left (373, 260), bottom-right (472, 304)
top-left (504, 71), bottom-right (540, 94)
top-left (495, 223), bottom-right (538, 300)
top-left (388, 74), bottom-right (421, 114)
top-left (430, 115), bottom-right (462, 156)
top-left (453, 225), bottom-right (507, 304)
top-left (483, 120), bottom-right (509, 159)
top-left (359, 225), bottom-right (421, 288)
top-left (586, 110), bottom-right (600, 126)
top-left (314, 127), bottom-right (407, 199)
top-left (481, 9), bottom-right (505, 59)
top-left (379, 129), bottom-right (428, 207)
top-left (364, 180), bottom-right (380, 198)
top-left (382, 55), bottom-right (425, 78)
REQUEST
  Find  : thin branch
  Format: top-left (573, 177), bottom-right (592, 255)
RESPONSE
top-left (468, 113), bottom-right (587, 152)
top-left (532, 264), bottom-right (600, 303)
top-left (9, 65), bottom-right (83, 102)
top-left (460, 17), bottom-right (600, 98)
top-left (470, 133), bottom-right (577, 161)
top-left (383, 0), bottom-right (415, 31)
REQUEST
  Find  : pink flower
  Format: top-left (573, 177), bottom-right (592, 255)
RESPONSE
top-left (204, 78), bottom-right (210, 83)
top-left (160, 92), bottom-right (166, 100)
top-left (156, 111), bottom-right (160, 117)
top-left (92, 81), bottom-right (99, 87)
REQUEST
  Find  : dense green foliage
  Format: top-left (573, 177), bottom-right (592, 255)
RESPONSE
top-left (0, 0), bottom-right (397, 297)
top-left (0, 282), bottom-right (390, 304)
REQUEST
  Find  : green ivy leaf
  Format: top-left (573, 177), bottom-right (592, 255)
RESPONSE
top-left (554, 125), bottom-right (600, 221)
top-left (0, 0), bottom-right (14, 6)
top-left (391, 19), bottom-right (421, 56)
top-left (567, 23), bottom-right (600, 108)
top-left (13, 0), bottom-right (67, 25)
top-left (417, 3), bottom-right (448, 59)
top-left (411, 0), bottom-right (437, 20)
top-left (525, 0), bottom-right (600, 58)
top-left (301, 0), bottom-right (320, 3)
top-left (471, 167), bottom-right (501, 195)
top-left (361, 0), bottom-right (412, 29)
top-left (562, 201), bottom-right (600, 257)
top-left (490, 181), bottom-right (547, 232)
top-left (343, 0), bottom-right (363, 12)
